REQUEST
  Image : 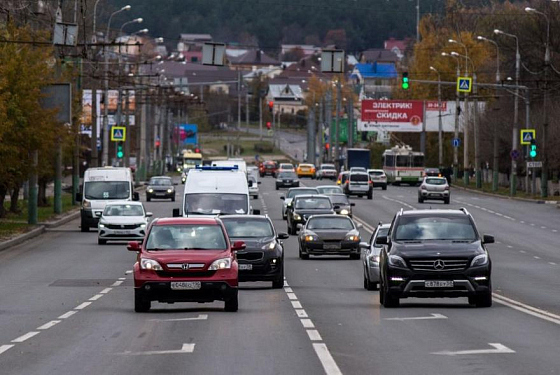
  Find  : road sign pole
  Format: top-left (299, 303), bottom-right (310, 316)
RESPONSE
top-left (453, 66), bottom-right (460, 182)
top-left (54, 141), bottom-right (62, 214)
top-left (463, 92), bottom-right (469, 186)
top-left (28, 151), bottom-right (38, 225)
top-left (474, 73), bottom-right (482, 189)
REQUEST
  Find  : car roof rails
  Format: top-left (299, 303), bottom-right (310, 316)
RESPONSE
top-left (399, 208), bottom-right (404, 216)
top-left (459, 207), bottom-right (470, 215)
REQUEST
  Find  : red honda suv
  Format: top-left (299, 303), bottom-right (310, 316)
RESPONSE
top-left (259, 161), bottom-right (278, 177)
top-left (128, 217), bottom-right (245, 312)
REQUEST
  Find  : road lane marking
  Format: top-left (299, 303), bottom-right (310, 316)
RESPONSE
top-left (432, 343), bottom-right (515, 356)
top-left (534, 256), bottom-right (541, 259)
top-left (74, 302), bottom-right (92, 310)
top-left (100, 288), bottom-right (113, 294)
top-left (149, 314), bottom-right (208, 322)
top-left (553, 230), bottom-right (558, 233)
top-left (493, 294), bottom-right (560, 325)
top-left (296, 309), bottom-right (308, 318)
top-left (549, 262), bottom-right (557, 265)
top-left (12, 332), bottom-right (40, 343)
top-left (37, 320), bottom-right (61, 330)
top-left (0, 345), bottom-right (14, 355)
top-left (118, 277), bottom-right (126, 280)
top-left (119, 343), bottom-right (195, 356)
top-left (89, 294), bottom-right (104, 301)
top-left (385, 313), bottom-right (448, 321)
top-left (507, 245), bottom-right (513, 249)
top-left (284, 287), bottom-right (293, 293)
top-left (291, 301), bottom-right (302, 309)
top-left (382, 196), bottom-right (415, 210)
top-left (125, 270), bottom-right (133, 274)
top-left (519, 250), bottom-right (526, 254)
top-left (112, 280), bottom-right (123, 286)
top-left (353, 216), bottom-right (375, 234)
top-left (307, 330), bottom-right (322, 341)
top-left (520, 221), bottom-right (525, 224)
top-left (313, 343), bottom-right (343, 375)
top-left (301, 319), bottom-right (315, 328)
top-left (287, 292), bottom-right (298, 300)
top-left (58, 311), bottom-right (77, 319)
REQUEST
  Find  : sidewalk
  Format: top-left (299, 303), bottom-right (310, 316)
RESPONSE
top-left (451, 183), bottom-right (560, 205)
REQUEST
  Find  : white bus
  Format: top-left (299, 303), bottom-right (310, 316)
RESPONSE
top-left (382, 145), bottom-right (424, 185)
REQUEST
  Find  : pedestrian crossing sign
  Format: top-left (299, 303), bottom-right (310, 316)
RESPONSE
top-left (111, 126), bottom-right (126, 141)
top-left (520, 129), bottom-right (535, 145)
top-left (457, 77), bottom-right (472, 93)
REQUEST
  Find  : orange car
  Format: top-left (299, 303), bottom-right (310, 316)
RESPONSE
top-left (296, 163), bottom-right (316, 178)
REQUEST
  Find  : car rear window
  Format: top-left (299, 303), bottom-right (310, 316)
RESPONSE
top-left (222, 218), bottom-right (274, 238)
top-left (327, 195), bottom-right (349, 204)
top-left (369, 171), bottom-right (384, 176)
top-left (350, 174), bottom-right (369, 182)
top-left (321, 165), bottom-right (335, 170)
top-left (146, 224), bottom-right (227, 250)
top-left (317, 186), bottom-right (343, 195)
top-left (426, 178), bottom-right (446, 185)
top-left (288, 189), bottom-right (318, 198)
top-left (308, 217), bottom-right (354, 230)
top-left (295, 197), bottom-right (332, 209)
top-left (279, 172), bottom-right (297, 179)
top-left (394, 215), bottom-right (477, 241)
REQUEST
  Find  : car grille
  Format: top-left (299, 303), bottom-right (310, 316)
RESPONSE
top-left (237, 251), bottom-right (264, 261)
top-left (156, 270), bottom-right (216, 278)
top-left (106, 224), bottom-right (141, 229)
top-left (409, 258), bottom-right (469, 271)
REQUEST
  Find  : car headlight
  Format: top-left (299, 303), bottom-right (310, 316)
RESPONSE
top-left (368, 254), bottom-right (380, 263)
top-left (177, 168), bottom-right (182, 172)
top-left (140, 258), bottom-right (163, 271)
top-left (276, 179), bottom-right (282, 182)
top-left (148, 188), bottom-right (154, 193)
top-left (99, 223), bottom-right (105, 228)
top-left (82, 200), bottom-right (91, 209)
top-left (262, 241), bottom-right (277, 250)
top-left (293, 213), bottom-right (301, 221)
top-left (208, 257), bottom-right (232, 270)
top-left (304, 235), bottom-right (318, 242)
top-left (140, 223), bottom-right (147, 228)
top-left (471, 253), bottom-right (488, 267)
top-left (340, 209), bottom-right (349, 215)
top-left (167, 189), bottom-right (173, 193)
top-left (388, 255), bottom-right (408, 268)
top-left (345, 234), bottom-right (360, 242)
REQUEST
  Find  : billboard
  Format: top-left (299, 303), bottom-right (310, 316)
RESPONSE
top-left (80, 89), bottom-right (136, 137)
top-left (177, 124), bottom-right (198, 145)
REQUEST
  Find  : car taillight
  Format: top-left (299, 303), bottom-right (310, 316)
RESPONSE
top-left (369, 180), bottom-right (373, 185)
top-left (421, 185), bottom-right (427, 190)
top-left (444, 186), bottom-right (449, 190)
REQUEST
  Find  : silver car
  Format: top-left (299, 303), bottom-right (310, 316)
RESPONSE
top-left (98, 202), bottom-right (152, 245)
top-left (280, 187), bottom-right (318, 220)
top-left (360, 223), bottom-right (390, 290)
top-left (316, 185), bottom-right (343, 195)
top-left (418, 176), bottom-right (450, 204)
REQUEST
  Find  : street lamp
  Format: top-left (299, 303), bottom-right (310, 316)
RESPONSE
top-left (120, 18), bottom-right (143, 36)
top-left (430, 66), bottom-right (443, 168)
top-left (132, 28), bottom-right (149, 36)
top-left (448, 39), bottom-right (468, 73)
top-left (441, 51), bottom-right (461, 182)
top-left (477, 36), bottom-right (500, 83)
top-left (494, 28), bottom-right (520, 196)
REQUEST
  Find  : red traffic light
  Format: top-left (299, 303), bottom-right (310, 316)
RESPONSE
top-left (195, 147), bottom-right (200, 153)
top-left (325, 143), bottom-right (330, 150)
top-left (268, 101), bottom-right (274, 108)
top-left (266, 122), bottom-right (271, 129)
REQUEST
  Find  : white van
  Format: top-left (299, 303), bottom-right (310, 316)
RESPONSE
top-left (212, 159), bottom-right (247, 176)
top-left (173, 166), bottom-right (259, 217)
top-left (77, 167), bottom-right (139, 232)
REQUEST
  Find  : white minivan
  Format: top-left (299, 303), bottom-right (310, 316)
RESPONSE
top-left (77, 167), bottom-right (139, 232)
top-left (212, 159), bottom-right (247, 176)
top-left (173, 166), bottom-right (259, 217)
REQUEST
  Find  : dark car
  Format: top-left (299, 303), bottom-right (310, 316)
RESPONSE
top-left (286, 195), bottom-right (335, 235)
top-left (325, 193), bottom-right (355, 217)
top-left (146, 176), bottom-right (177, 201)
top-left (298, 215), bottom-right (361, 259)
top-left (221, 215), bottom-right (288, 289)
top-left (424, 168), bottom-right (441, 177)
top-left (281, 187), bottom-right (319, 220)
top-left (276, 171), bottom-right (300, 190)
top-left (378, 208), bottom-right (494, 308)
top-left (259, 161), bottom-right (278, 177)
top-left (128, 217), bottom-right (246, 312)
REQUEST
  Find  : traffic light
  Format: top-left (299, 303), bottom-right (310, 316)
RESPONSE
top-left (268, 101), bottom-right (274, 113)
top-left (266, 122), bottom-right (271, 129)
top-left (325, 143), bottom-right (330, 151)
top-left (402, 72), bottom-right (409, 90)
top-left (195, 147), bottom-right (201, 153)
top-left (117, 141), bottom-right (124, 159)
top-left (530, 139), bottom-right (537, 158)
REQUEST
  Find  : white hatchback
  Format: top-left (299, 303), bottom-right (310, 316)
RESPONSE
top-left (98, 202), bottom-right (152, 245)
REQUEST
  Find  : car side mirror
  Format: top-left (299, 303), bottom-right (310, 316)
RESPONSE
top-left (350, 203), bottom-right (356, 207)
top-left (133, 192), bottom-right (140, 201)
top-left (376, 236), bottom-right (388, 245)
top-left (232, 240), bottom-right (246, 251)
top-left (146, 212), bottom-right (153, 217)
top-left (280, 195), bottom-right (285, 200)
top-left (75, 193), bottom-right (83, 202)
top-left (172, 208), bottom-right (181, 217)
top-left (359, 241), bottom-right (370, 249)
top-left (277, 232), bottom-right (289, 240)
top-left (482, 234), bottom-right (495, 244)
top-left (296, 223), bottom-right (303, 229)
top-left (248, 181), bottom-right (253, 187)
top-left (127, 241), bottom-right (140, 251)
top-left (252, 209), bottom-right (261, 215)
top-left (333, 205), bottom-right (340, 210)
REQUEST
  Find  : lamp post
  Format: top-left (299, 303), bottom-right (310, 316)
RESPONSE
top-left (430, 66), bottom-right (443, 169)
top-left (448, 39), bottom-right (468, 72)
top-left (102, 5), bottom-right (131, 166)
top-left (525, 7), bottom-right (550, 197)
top-left (441, 52), bottom-right (461, 182)
top-left (477, 35), bottom-right (501, 191)
top-left (132, 28), bottom-right (149, 36)
top-left (494, 29), bottom-right (520, 196)
top-left (93, 0), bottom-right (102, 42)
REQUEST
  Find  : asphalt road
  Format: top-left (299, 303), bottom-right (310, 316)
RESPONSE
top-left (1, 176), bottom-right (559, 375)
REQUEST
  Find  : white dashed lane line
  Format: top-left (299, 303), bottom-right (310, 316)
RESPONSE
top-left (0, 345), bottom-right (14, 355)
top-left (11, 332), bottom-right (40, 343)
top-left (58, 311), bottom-right (77, 319)
top-left (37, 320), bottom-right (61, 330)
top-left (74, 302), bottom-right (92, 310)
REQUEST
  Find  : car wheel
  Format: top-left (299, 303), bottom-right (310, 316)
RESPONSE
top-left (350, 253), bottom-right (360, 260)
top-left (379, 279), bottom-right (385, 304)
top-left (364, 272), bottom-right (377, 291)
top-left (382, 185), bottom-right (387, 190)
top-left (444, 198), bottom-right (450, 204)
top-left (80, 221), bottom-right (89, 232)
top-left (171, 195), bottom-right (175, 202)
top-left (367, 191), bottom-right (373, 200)
top-left (147, 196), bottom-right (151, 202)
top-left (469, 293), bottom-right (492, 308)
top-left (288, 223), bottom-right (293, 235)
top-left (98, 239), bottom-right (107, 245)
top-left (276, 185), bottom-right (279, 190)
top-left (272, 276), bottom-right (284, 289)
top-left (381, 280), bottom-right (400, 307)
top-left (282, 214), bottom-right (286, 220)
top-left (134, 290), bottom-right (151, 312)
top-left (224, 290), bottom-right (239, 312)
top-left (418, 196), bottom-right (424, 203)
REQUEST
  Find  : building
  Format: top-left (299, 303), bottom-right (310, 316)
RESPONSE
top-left (351, 62), bottom-right (397, 99)
top-left (177, 34), bottom-right (213, 52)
top-left (267, 83), bottom-right (306, 115)
top-left (228, 50), bottom-right (281, 70)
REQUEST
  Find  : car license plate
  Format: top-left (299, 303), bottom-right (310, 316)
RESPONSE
top-left (171, 281), bottom-right (201, 290)
top-left (425, 280), bottom-right (454, 288)
top-left (114, 230), bottom-right (130, 235)
top-left (239, 264), bottom-right (253, 271)
top-left (324, 244), bottom-right (341, 250)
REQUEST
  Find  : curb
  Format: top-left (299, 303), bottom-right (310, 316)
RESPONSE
top-left (43, 210), bottom-right (80, 228)
top-left (451, 184), bottom-right (560, 205)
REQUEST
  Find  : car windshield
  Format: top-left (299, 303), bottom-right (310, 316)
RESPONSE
top-left (185, 193), bottom-right (248, 215)
top-left (287, 189), bottom-right (318, 198)
top-left (150, 178), bottom-right (172, 186)
top-left (327, 195), bottom-right (349, 205)
top-left (426, 178), bottom-right (446, 185)
top-left (279, 172), bottom-right (297, 179)
top-left (295, 197), bottom-right (332, 209)
top-left (222, 218), bottom-right (274, 238)
top-left (146, 224), bottom-right (227, 250)
top-left (84, 181), bottom-right (130, 200)
top-left (394, 215), bottom-right (477, 241)
top-left (351, 174), bottom-right (369, 182)
top-left (103, 204), bottom-right (144, 216)
top-left (317, 186), bottom-right (343, 194)
top-left (308, 217), bottom-right (353, 230)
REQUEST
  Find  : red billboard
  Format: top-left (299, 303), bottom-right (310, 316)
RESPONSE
top-left (359, 100), bottom-right (424, 132)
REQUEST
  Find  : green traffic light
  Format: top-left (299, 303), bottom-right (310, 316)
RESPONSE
top-left (530, 145), bottom-right (537, 158)
top-left (117, 143), bottom-right (124, 158)
top-left (402, 76), bottom-right (409, 90)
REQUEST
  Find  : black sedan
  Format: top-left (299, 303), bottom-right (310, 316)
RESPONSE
top-left (286, 195), bottom-right (335, 235)
top-left (276, 171), bottom-right (300, 190)
top-left (146, 176), bottom-right (177, 201)
top-left (221, 215), bottom-right (288, 289)
top-left (325, 193), bottom-right (355, 217)
top-left (298, 215), bottom-right (362, 260)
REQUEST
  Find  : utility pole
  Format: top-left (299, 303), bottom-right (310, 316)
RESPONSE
top-left (420, 101), bottom-right (426, 155)
top-left (28, 151), bottom-right (38, 225)
top-left (473, 73), bottom-right (481, 188)
top-left (335, 80), bottom-right (341, 169)
top-left (326, 89), bottom-right (332, 161)
top-left (319, 99), bottom-right (324, 164)
top-left (102, 43), bottom-right (110, 166)
top-left (463, 91), bottom-right (469, 186)
top-left (91, 88), bottom-right (98, 167)
top-left (140, 86), bottom-right (147, 181)
top-left (237, 70), bottom-right (241, 130)
top-left (259, 94), bottom-right (263, 141)
top-left (437, 76), bottom-right (443, 168)
top-left (246, 90), bottom-right (249, 130)
top-left (453, 67), bottom-right (460, 182)
top-left (124, 89), bottom-right (130, 167)
top-left (347, 95), bottom-right (354, 149)
top-left (307, 105), bottom-right (316, 165)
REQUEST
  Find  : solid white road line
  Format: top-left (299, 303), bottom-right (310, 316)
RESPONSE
top-left (301, 319), bottom-right (315, 328)
top-left (58, 311), bottom-right (77, 319)
top-left (74, 302), bottom-right (92, 310)
top-left (493, 294), bottom-right (560, 325)
top-left (100, 288), bottom-right (113, 294)
top-left (37, 320), bottom-right (61, 330)
top-left (296, 309), bottom-right (308, 318)
top-left (12, 331), bottom-right (40, 343)
top-left (119, 343), bottom-right (195, 356)
top-left (432, 343), bottom-right (515, 356)
top-left (307, 330), bottom-right (322, 341)
top-left (89, 294), bottom-right (104, 301)
top-left (149, 314), bottom-right (208, 322)
top-left (385, 313), bottom-right (447, 321)
top-left (552, 230), bottom-right (558, 233)
top-left (313, 343), bottom-right (343, 375)
top-left (0, 345), bottom-right (14, 355)
top-left (534, 256), bottom-right (541, 259)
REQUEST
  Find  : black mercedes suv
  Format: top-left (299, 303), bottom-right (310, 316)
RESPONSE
top-left (378, 208), bottom-right (494, 308)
